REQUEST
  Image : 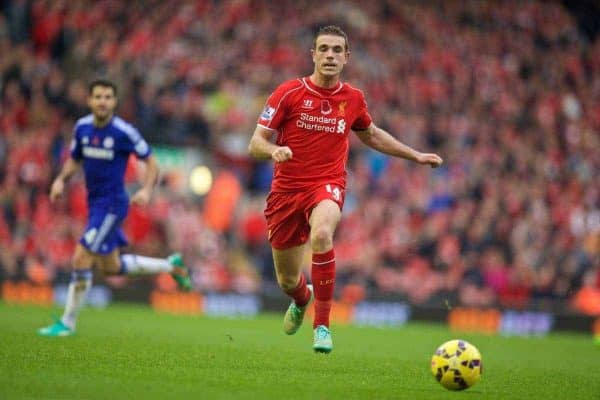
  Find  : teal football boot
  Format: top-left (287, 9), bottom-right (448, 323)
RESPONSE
top-left (313, 325), bottom-right (333, 354)
top-left (168, 253), bottom-right (192, 291)
top-left (283, 284), bottom-right (313, 335)
top-left (38, 318), bottom-right (74, 337)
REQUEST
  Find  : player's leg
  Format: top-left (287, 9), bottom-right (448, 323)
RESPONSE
top-left (273, 245), bottom-right (313, 334)
top-left (81, 209), bottom-right (192, 291)
top-left (97, 249), bottom-right (192, 291)
top-left (265, 191), bottom-right (313, 334)
top-left (61, 245), bottom-right (95, 331)
top-left (38, 244), bottom-right (94, 336)
top-left (308, 199), bottom-right (341, 353)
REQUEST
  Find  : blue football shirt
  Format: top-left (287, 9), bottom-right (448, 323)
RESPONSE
top-left (70, 114), bottom-right (152, 207)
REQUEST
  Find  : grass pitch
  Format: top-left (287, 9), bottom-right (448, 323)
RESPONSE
top-left (0, 302), bottom-right (598, 400)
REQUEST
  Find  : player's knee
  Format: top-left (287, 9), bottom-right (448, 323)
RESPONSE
top-left (97, 258), bottom-right (121, 275)
top-left (310, 227), bottom-right (333, 253)
top-left (72, 251), bottom-right (92, 269)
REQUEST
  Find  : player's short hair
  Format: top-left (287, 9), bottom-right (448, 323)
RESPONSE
top-left (313, 25), bottom-right (350, 52)
top-left (88, 79), bottom-right (117, 96)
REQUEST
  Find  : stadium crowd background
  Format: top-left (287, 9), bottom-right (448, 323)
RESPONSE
top-left (1, 0), bottom-right (599, 315)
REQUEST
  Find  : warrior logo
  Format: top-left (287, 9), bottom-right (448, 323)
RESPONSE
top-left (302, 99), bottom-right (313, 109)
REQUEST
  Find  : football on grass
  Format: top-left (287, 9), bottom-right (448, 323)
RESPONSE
top-left (430, 339), bottom-right (482, 390)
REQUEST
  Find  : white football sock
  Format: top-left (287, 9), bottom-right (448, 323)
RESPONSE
top-left (61, 269), bottom-right (92, 330)
top-left (119, 254), bottom-right (173, 275)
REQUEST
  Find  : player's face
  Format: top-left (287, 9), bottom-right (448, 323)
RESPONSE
top-left (88, 86), bottom-right (116, 122)
top-left (311, 34), bottom-right (349, 78)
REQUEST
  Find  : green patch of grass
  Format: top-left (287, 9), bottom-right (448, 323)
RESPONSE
top-left (0, 302), bottom-right (598, 399)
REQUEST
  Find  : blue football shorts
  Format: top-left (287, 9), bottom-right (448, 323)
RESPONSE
top-left (79, 204), bottom-right (129, 255)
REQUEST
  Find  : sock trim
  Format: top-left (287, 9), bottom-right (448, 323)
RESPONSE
top-left (284, 274), bottom-right (311, 307)
top-left (312, 258), bottom-right (335, 265)
top-left (71, 269), bottom-right (93, 281)
top-left (313, 248), bottom-right (335, 264)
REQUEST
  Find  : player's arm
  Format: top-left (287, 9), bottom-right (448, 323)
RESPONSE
top-left (354, 123), bottom-right (443, 168)
top-left (50, 158), bottom-right (81, 203)
top-left (130, 154), bottom-right (159, 206)
top-left (248, 125), bottom-right (292, 162)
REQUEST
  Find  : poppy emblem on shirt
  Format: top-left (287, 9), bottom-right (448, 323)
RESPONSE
top-left (92, 136), bottom-right (100, 146)
top-left (338, 101), bottom-right (347, 117)
top-left (321, 100), bottom-right (332, 115)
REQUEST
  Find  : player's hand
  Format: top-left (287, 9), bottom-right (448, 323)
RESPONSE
top-left (130, 187), bottom-right (152, 206)
top-left (416, 152), bottom-right (443, 168)
top-left (271, 146), bottom-right (293, 163)
top-left (49, 178), bottom-right (65, 203)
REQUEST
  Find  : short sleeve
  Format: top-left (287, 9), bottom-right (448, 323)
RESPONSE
top-left (351, 91), bottom-right (373, 131)
top-left (130, 133), bottom-right (151, 159)
top-left (257, 82), bottom-right (299, 131)
top-left (120, 120), bottom-right (152, 159)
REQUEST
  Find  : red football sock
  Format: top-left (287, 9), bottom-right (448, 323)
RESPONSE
top-left (283, 273), bottom-right (311, 307)
top-left (311, 248), bottom-right (336, 328)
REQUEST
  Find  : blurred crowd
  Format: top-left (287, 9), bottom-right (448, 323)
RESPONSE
top-left (1, 0), bottom-right (599, 314)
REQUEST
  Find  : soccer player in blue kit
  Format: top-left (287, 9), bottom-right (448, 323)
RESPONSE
top-left (38, 79), bottom-right (192, 337)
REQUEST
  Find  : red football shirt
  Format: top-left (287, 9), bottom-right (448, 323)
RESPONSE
top-left (257, 77), bottom-right (373, 192)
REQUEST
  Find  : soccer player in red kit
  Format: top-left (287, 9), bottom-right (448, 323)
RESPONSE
top-left (248, 26), bottom-right (443, 353)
